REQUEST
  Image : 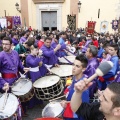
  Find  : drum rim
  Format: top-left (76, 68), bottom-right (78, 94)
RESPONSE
top-left (33, 75), bottom-right (60, 88)
top-left (0, 93), bottom-right (19, 119)
top-left (42, 101), bottom-right (64, 117)
top-left (11, 79), bottom-right (32, 96)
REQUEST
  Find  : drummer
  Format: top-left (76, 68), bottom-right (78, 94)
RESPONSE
top-left (41, 37), bottom-right (61, 67)
top-left (60, 54), bottom-right (89, 120)
top-left (0, 37), bottom-right (30, 118)
top-left (51, 34), bottom-right (67, 57)
top-left (25, 44), bottom-right (47, 108)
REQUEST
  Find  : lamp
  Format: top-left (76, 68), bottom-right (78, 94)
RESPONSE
top-left (15, 3), bottom-right (21, 13)
top-left (78, 1), bottom-right (82, 13)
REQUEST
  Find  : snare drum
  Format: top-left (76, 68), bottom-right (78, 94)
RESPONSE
top-left (11, 78), bottom-right (34, 102)
top-left (58, 56), bottom-right (75, 64)
top-left (33, 75), bottom-right (63, 100)
top-left (0, 93), bottom-right (19, 119)
top-left (42, 101), bottom-right (64, 118)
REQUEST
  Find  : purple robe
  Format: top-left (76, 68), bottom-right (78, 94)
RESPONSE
top-left (51, 41), bottom-right (66, 57)
top-left (82, 39), bottom-right (92, 53)
top-left (19, 36), bottom-right (27, 44)
top-left (41, 45), bottom-right (58, 65)
top-left (84, 57), bottom-right (99, 98)
top-left (25, 54), bottom-right (44, 108)
top-left (12, 38), bottom-right (19, 46)
top-left (0, 50), bottom-right (24, 120)
top-left (26, 54), bottom-right (47, 82)
top-left (0, 50), bottom-right (24, 87)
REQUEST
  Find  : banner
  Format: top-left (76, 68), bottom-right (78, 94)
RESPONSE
top-left (0, 18), bottom-right (7, 28)
top-left (111, 20), bottom-right (118, 30)
top-left (13, 16), bottom-right (21, 25)
top-left (6, 16), bottom-right (13, 29)
top-left (100, 21), bottom-right (109, 33)
top-left (87, 21), bottom-right (96, 34)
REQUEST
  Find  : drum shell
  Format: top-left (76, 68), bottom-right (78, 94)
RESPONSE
top-left (33, 75), bottom-right (64, 100)
top-left (11, 78), bottom-right (34, 102)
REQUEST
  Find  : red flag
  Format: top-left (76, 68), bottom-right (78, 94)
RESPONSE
top-left (87, 21), bottom-right (96, 34)
top-left (6, 16), bottom-right (13, 29)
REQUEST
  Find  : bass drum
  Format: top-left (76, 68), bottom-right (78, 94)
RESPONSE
top-left (33, 75), bottom-right (64, 100)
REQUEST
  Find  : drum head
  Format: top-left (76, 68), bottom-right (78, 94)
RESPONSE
top-left (33, 75), bottom-right (60, 88)
top-left (58, 56), bottom-right (75, 63)
top-left (12, 79), bottom-right (32, 96)
top-left (0, 93), bottom-right (19, 119)
top-left (50, 65), bottom-right (72, 77)
top-left (42, 101), bottom-right (64, 117)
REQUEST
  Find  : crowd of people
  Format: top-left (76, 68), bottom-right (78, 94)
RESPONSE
top-left (0, 26), bottom-right (120, 120)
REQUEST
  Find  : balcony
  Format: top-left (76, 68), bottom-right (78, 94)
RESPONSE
top-left (32, 0), bottom-right (65, 3)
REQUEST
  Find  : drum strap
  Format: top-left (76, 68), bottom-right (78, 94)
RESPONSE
top-left (63, 56), bottom-right (73, 65)
top-left (64, 49), bottom-right (76, 56)
top-left (29, 66), bottom-right (39, 72)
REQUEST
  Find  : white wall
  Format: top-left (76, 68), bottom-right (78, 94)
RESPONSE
top-left (78, 0), bottom-right (119, 33)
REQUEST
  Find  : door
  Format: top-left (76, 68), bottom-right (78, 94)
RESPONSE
top-left (42, 11), bottom-right (57, 31)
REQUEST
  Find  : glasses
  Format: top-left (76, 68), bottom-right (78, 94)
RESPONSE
top-left (2, 43), bottom-right (11, 46)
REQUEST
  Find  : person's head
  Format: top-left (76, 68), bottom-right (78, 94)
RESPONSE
top-left (99, 82), bottom-right (120, 117)
top-left (44, 37), bottom-right (52, 47)
top-left (102, 51), bottom-right (107, 59)
top-left (2, 37), bottom-right (12, 52)
top-left (22, 31), bottom-right (27, 38)
top-left (11, 33), bottom-right (18, 39)
top-left (106, 36), bottom-right (110, 41)
top-left (86, 34), bottom-right (92, 40)
top-left (54, 35), bottom-right (59, 43)
top-left (24, 40), bottom-right (34, 49)
top-left (30, 44), bottom-right (39, 56)
top-left (85, 45), bottom-right (98, 59)
top-left (72, 54), bottom-right (88, 76)
top-left (108, 43), bottom-right (118, 56)
top-left (103, 43), bottom-right (110, 53)
top-left (60, 32), bottom-right (67, 39)
top-left (99, 40), bottom-right (104, 47)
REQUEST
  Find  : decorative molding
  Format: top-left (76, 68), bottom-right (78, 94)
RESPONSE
top-left (32, 0), bottom-right (65, 3)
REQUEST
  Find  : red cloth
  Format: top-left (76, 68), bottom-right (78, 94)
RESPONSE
top-left (38, 40), bottom-right (44, 49)
top-left (2, 73), bottom-right (18, 79)
top-left (87, 21), bottom-right (96, 34)
top-left (63, 103), bottom-right (73, 118)
top-left (98, 76), bottom-right (105, 82)
top-left (6, 16), bottom-right (13, 29)
top-left (92, 40), bottom-right (99, 48)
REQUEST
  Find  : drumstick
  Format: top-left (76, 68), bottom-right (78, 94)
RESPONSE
top-left (86, 61), bottom-right (113, 83)
top-left (2, 89), bottom-right (8, 110)
top-left (49, 95), bottom-right (66, 102)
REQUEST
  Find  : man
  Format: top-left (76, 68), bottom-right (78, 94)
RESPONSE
top-left (98, 43), bottom-right (119, 89)
top-left (51, 35), bottom-right (66, 57)
top-left (14, 38), bottom-right (34, 64)
top-left (71, 81), bottom-right (120, 120)
top-left (11, 32), bottom-right (19, 46)
top-left (19, 31), bottom-right (27, 44)
top-left (0, 37), bottom-right (29, 118)
top-left (60, 54), bottom-right (89, 120)
top-left (59, 32), bottom-right (67, 56)
top-left (82, 34), bottom-right (92, 53)
top-left (38, 35), bottom-right (45, 49)
top-left (41, 37), bottom-right (61, 66)
top-left (84, 45), bottom-right (99, 99)
top-left (0, 37), bottom-right (29, 88)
